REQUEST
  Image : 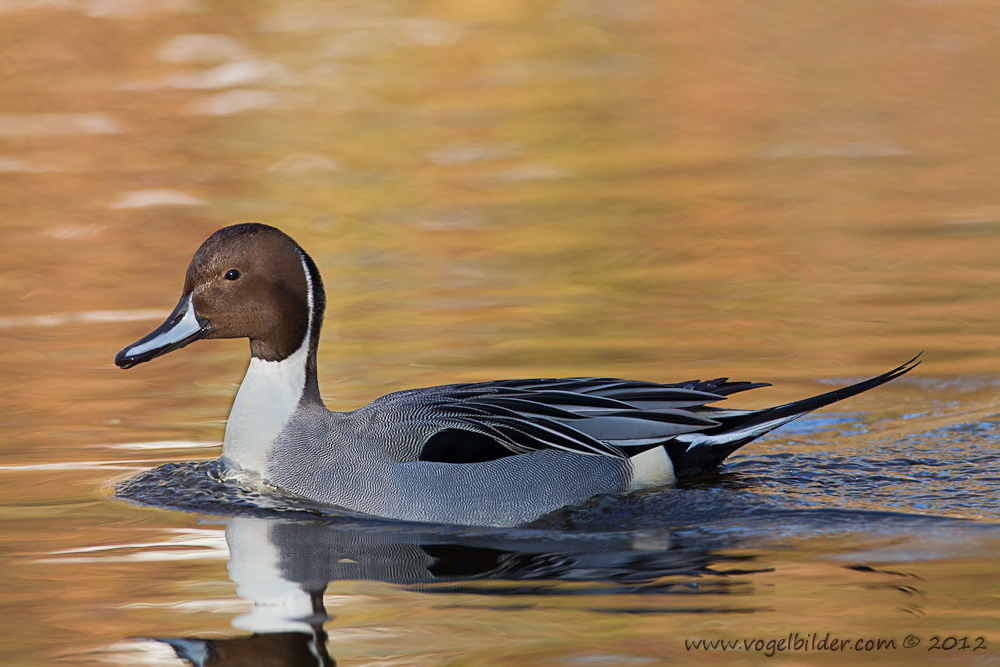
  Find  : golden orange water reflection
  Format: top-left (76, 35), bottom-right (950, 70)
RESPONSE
top-left (1, 0), bottom-right (999, 665)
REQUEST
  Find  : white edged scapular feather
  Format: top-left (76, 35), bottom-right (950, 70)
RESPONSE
top-left (115, 223), bottom-right (921, 526)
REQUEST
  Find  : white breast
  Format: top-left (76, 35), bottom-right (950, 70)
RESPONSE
top-left (222, 341), bottom-right (309, 475)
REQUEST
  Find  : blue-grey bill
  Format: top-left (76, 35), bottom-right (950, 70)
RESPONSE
top-left (115, 294), bottom-right (212, 369)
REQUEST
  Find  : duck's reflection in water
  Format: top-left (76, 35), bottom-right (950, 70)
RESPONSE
top-left (149, 515), bottom-right (764, 666)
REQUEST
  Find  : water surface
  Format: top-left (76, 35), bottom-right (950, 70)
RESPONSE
top-left (1, 1), bottom-right (999, 664)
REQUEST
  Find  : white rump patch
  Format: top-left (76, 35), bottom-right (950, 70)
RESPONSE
top-left (627, 446), bottom-right (676, 491)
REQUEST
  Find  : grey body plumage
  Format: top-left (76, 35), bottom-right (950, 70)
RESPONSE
top-left (115, 223), bottom-right (919, 527)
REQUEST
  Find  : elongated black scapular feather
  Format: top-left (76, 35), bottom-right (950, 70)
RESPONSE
top-left (415, 356), bottom-right (921, 478)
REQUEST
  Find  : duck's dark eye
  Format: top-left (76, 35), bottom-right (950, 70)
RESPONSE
top-left (224, 269), bottom-right (241, 281)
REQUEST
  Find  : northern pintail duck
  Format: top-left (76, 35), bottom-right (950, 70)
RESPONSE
top-left (116, 224), bottom-right (918, 527)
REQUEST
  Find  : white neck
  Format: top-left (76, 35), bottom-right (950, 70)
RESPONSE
top-left (222, 249), bottom-right (315, 476)
top-left (222, 339), bottom-right (309, 475)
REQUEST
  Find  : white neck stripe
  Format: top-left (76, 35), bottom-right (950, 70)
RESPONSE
top-left (222, 248), bottom-right (315, 476)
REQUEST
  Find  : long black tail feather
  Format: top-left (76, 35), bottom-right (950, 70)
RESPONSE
top-left (665, 354), bottom-right (921, 479)
top-left (705, 353), bottom-right (921, 437)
